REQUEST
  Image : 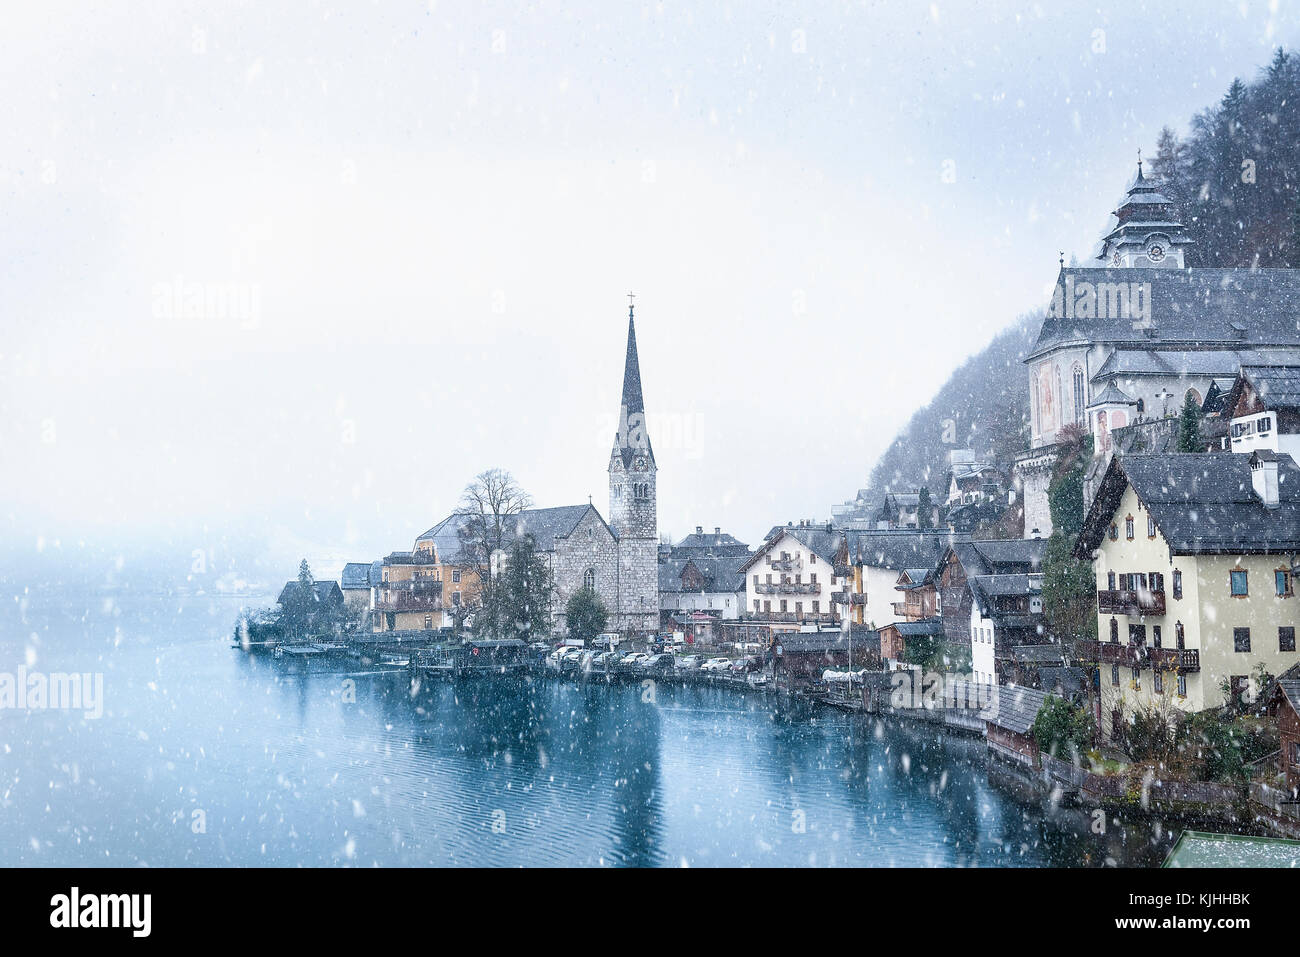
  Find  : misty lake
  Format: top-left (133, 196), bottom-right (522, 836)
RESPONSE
top-left (2, 591), bottom-right (1180, 867)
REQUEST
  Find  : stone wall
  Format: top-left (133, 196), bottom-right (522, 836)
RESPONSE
top-left (552, 509), bottom-right (621, 634)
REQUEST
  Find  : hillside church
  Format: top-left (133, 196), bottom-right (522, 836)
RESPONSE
top-left (369, 302), bottom-right (660, 636)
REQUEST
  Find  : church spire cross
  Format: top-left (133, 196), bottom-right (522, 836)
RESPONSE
top-left (627, 290), bottom-right (636, 319)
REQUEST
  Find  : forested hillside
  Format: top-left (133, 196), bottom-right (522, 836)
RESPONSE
top-left (864, 47), bottom-right (1300, 497)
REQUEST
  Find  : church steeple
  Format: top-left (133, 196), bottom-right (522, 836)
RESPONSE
top-left (614, 295), bottom-right (654, 464)
top-left (1096, 154), bottom-right (1193, 268)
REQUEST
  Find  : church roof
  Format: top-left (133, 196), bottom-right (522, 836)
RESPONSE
top-left (1029, 267), bottom-right (1300, 361)
top-left (1091, 348), bottom-right (1256, 382)
top-left (1086, 382), bottom-right (1136, 408)
top-left (416, 504), bottom-right (614, 559)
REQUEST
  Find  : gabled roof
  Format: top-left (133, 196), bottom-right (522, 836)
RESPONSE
top-left (1086, 382), bottom-right (1136, 409)
top-left (985, 686), bottom-right (1051, 735)
top-left (341, 562), bottom-right (374, 589)
top-left (880, 618), bottom-right (944, 637)
top-left (742, 525), bottom-right (845, 572)
top-left (1092, 348), bottom-right (1252, 382)
top-left (946, 538), bottom-right (1047, 577)
top-left (1076, 452), bottom-right (1300, 556)
top-left (1226, 365), bottom-right (1300, 416)
top-left (1029, 267), bottom-right (1300, 361)
top-left (670, 529), bottom-right (750, 556)
top-left (659, 555), bottom-right (748, 594)
top-left (846, 530), bottom-right (955, 571)
top-left (277, 580), bottom-right (344, 606)
top-left (417, 504), bottom-right (614, 559)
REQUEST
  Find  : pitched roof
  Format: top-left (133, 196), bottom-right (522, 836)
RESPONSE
top-left (1087, 382), bottom-right (1136, 408)
top-left (1029, 267), bottom-right (1300, 361)
top-left (947, 538), bottom-right (1046, 578)
top-left (1077, 452), bottom-right (1300, 556)
top-left (985, 686), bottom-right (1051, 735)
top-left (1230, 364), bottom-right (1300, 414)
top-left (670, 528), bottom-right (750, 556)
top-left (658, 555), bottom-right (748, 594)
top-left (341, 562), bottom-right (374, 589)
top-left (743, 525), bottom-right (845, 572)
top-left (417, 504), bottom-right (613, 559)
top-left (277, 580), bottom-right (344, 606)
top-left (1092, 348), bottom-right (1254, 382)
top-left (846, 530), bottom-right (955, 571)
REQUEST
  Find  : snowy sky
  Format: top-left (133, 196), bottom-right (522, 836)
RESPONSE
top-left (2, 1), bottom-right (1297, 583)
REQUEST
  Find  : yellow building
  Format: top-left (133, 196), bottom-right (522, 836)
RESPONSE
top-left (373, 535), bottom-right (484, 633)
top-left (1076, 450), bottom-right (1300, 742)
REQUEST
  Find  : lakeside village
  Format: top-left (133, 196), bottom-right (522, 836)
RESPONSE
top-left (237, 162), bottom-right (1300, 856)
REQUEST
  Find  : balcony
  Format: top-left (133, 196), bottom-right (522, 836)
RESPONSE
top-left (831, 592), bottom-right (866, 606)
top-left (755, 581), bottom-right (820, 595)
top-left (1097, 588), bottom-right (1165, 617)
top-left (767, 558), bottom-right (802, 572)
top-left (1077, 640), bottom-right (1199, 672)
top-left (375, 595), bottom-right (445, 613)
top-left (749, 612), bottom-right (840, 624)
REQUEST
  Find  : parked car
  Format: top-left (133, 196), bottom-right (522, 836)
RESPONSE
top-left (640, 653), bottom-right (675, 675)
top-left (675, 655), bottom-right (700, 671)
top-left (700, 657), bottom-right (731, 673)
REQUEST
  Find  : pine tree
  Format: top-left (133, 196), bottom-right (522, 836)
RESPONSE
top-left (565, 588), bottom-right (608, 645)
top-left (917, 486), bottom-right (933, 529)
top-left (1176, 391), bottom-right (1203, 452)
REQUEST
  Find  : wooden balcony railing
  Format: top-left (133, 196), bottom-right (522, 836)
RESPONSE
top-left (1077, 640), bottom-right (1199, 672)
top-left (1097, 589), bottom-right (1166, 616)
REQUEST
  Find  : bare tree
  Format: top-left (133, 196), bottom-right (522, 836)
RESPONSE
top-left (455, 469), bottom-right (532, 583)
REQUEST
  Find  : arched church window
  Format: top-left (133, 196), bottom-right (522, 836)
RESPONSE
top-left (1072, 366), bottom-right (1085, 424)
top-left (1185, 388), bottom-right (1201, 408)
top-left (583, 568), bottom-right (596, 590)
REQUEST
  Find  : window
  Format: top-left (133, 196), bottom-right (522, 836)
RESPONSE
top-left (1129, 623), bottom-right (1145, 646)
top-left (1132, 666), bottom-right (1141, 689)
top-left (1277, 569), bottom-right (1293, 597)
top-left (1150, 572), bottom-right (1164, 593)
top-left (763, 600), bottom-right (770, 613)
top-left (1152, 625), bottom-right (1162, 649)
top-left (1175, 622), bottom-right (1185, 650)
top-left (1073, 366), bottom-right (1086, 424)
top-left (1125, 516), bottom-right (1135, 540)
top-left (1177, 673), bottom-right (1187, 698)
top-left (753, 575), bottom-right (758, 586)
top-left (1154, 668), bottom-right (1163, 694)
top-left (753, 599), bottom-right (760, 612)
top-left (1109, 618), bottom-right (1119, 642)
top-left (1109, 524), bottom-right (1118, 541)
top-left (452, 569), bottom-right (461, 583)
top-left (779, 600), bottom-right (787, 613)
top-left (1107, 571), bottom-right (1116, 590)
top-left (1111, 664), bottom-right (1120, 686)
top-left (583, 568), bottom-right (596, 590)
top-left (1147, 515), bottom-right (1156, 538)
top-left (809, 573), bottom-right (817, 585)
top-left (452, 591), bottom-right (461, 607)
top-left (1173, 569), bottom-right (1183, 599)
top-left (812, 601), bottom-right (820, 613)
top-left (795, 602), bottom-right (803, 616)
top-left (1233, 627), bottom-right (1251, 653)
top-left (1230, 570), bottom-right (1249, 596)
top-left (809, 554), bottom-right (817, 565)
top-left (1281, 626), bottom-right (1296, 653)
top-left (424, 615), bottom-right (433, 629)
top-left (794, 573), bottom-right (802, 584)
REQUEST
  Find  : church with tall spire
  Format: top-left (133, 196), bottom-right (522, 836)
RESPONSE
top-left (374, 297), bottom-right (661, 638)
top-left (608, 296), bottom-right (660, 633)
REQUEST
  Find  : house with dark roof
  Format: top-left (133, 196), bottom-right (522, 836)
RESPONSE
top-left (741, 522), bottom-right (849, 633)
top-left (984, 686), bottom-right (1053, 770)
top-left (1074, 451), bottom-right (1300, 744)
top-left (341, 562), bottom-right (378, 612)
top-left (1262, 662), bottom-right (1300, 795)
top-left (658, 554), bottom-right (749, 643)
top-left (1226, 365), bottom-right (1300, 460)
top-left (842, 529), bottom-right (957, 630)
top-left (936, 538), bottom-right (1048, 674)
top-left (1015, 162), bottom-right (1300, 539)
top-left (668, 526), bottom-right (750, 558)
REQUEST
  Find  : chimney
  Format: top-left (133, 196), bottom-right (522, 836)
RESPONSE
top-left (696, 525), bottom-right (703, 534)
top-left (714, 526), bottom-right (721, 535)
top-left (1251, 453), bottom-right (1280, 509)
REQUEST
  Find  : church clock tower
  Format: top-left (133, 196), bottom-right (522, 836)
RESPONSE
top-left (609, 295), bottom-right (659, 634)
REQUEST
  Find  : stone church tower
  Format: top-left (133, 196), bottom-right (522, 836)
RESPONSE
top-left (609, 301), bottom-right (659, 634)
